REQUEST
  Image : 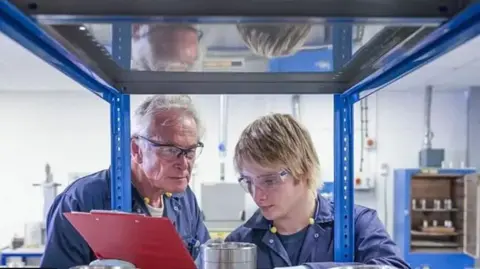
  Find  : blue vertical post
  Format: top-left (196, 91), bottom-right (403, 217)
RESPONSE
top-left (333, 21), bottom-right (354, 262)
top-left (110, 94), bottom-right (132, 212)
top-left (109, 23), bottom-right (132, 212)
top-left (332, 24), bottom-right (353, 71)
top-left (112, 23), bottom-right (132, 70)
top-left (333, 94), bottom-right (355, 262)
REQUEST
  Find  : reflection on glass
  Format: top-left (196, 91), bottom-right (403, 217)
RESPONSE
top-left (131, 24), bottom-right (203, 72)
top-left (236, 23), bottom-right (313, 58)
top-left (84, 23), bottom-right (382, 73)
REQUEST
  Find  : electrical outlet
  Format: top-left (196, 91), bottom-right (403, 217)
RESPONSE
top-left (354, 175), bottom-right (376, 190)
top-left (379, 163), bottom-right (390, 177)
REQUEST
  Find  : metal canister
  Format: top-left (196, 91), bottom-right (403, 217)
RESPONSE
top-left (330, 265), bottom-right (400, 269)
top-left (70, 265), bottom-right (132, 269)
top-left (199, 242), bottom-right (257, 269)
top-left (70, 259), bottom-right (136, 269)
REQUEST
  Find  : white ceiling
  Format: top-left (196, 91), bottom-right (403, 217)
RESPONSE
top-left (385, 35), bottom-right (480, 92)
top-left (0, 30), bottom-right (479, 93)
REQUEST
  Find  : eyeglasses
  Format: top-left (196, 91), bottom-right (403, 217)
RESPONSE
top-left (135, 135), bottom-right (204, 161)
top-left (238, 170), bottom-right (289, 193)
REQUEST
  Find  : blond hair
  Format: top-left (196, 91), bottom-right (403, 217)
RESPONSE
top-left (234, 113), bottom-right (320, 189)
top-left (236, 23), bottom-right (312, 58)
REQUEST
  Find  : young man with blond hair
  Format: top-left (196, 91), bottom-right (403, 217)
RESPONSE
top-left (225, 113), bottom-right (410, 269)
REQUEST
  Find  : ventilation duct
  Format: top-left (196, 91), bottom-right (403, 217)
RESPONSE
top-left (423, 85), bottom-right (434, 149)
top-left (292, 95), bottom-right (301, 121)
top-left (418, 85), bottom-right (445, 167)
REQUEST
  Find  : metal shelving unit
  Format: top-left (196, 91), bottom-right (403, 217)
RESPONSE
top-left (1, 0), bottom-right (480, 262)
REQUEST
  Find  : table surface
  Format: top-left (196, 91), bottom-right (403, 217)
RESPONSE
top-left (1, 247), bottom-right (44, 255)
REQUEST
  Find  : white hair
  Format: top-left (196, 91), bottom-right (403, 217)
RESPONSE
top-left (131, 95), bottom-right (204, 140)
top-left (131, 24), bottom-right (205, 72)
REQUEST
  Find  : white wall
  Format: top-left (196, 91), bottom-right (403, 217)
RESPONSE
top-left (0, 88), bottom-right (469, 246)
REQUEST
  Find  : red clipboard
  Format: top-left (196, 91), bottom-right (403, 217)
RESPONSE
top-left (64, 210), bottom-right (197, 269)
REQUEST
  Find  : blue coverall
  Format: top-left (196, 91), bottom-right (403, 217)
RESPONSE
top-left (225, 192), bottom-right (411, 269)
top-left (40, 169), bottom-right (210, 269)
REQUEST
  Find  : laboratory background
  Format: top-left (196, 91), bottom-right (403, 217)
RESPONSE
top-left (1, 2), bottom-right (480, 268)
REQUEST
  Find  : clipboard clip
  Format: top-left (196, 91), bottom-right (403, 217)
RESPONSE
top-left (89, 210), bottom-right (148, 217)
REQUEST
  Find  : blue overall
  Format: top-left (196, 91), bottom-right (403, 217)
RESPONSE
top-left (40, 169), bottom-right (210, 269)
top-left (225, 192), bottom-right (411, 269)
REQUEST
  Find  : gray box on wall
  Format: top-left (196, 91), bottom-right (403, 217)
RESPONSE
top-left (419, 148), bottom-right (445, 168)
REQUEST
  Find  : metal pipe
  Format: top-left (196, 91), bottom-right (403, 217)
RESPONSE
top-left (292, 94), bottom-right (301, 121)
top-left (219, 95), bottom-right (228, 181)
top-left (465, 88), bottom-right (472, 167)
top-left (423, 85), bottom-right (434, 149)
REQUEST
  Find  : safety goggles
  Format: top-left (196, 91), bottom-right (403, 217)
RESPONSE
top-left (135, 135), bottom-right (204, 161)
top-left (238, 170), bottom-right (289, 193)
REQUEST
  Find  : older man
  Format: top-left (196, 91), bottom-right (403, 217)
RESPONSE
top-left (131, 24), bottom-right (202, 72)
top-left (40, 95), bottom-right (210, 269)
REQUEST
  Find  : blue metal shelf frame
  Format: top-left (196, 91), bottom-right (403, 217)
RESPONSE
top-left (109, 94), bottom-right (132, 212)
top-left (1, 0), bottom-right (480, 263)
top-left (0, 252), bottom-right (43, 265)
top-left (333, 94), bottom-right (355, 262)
top-left (0, 0), bottom-right (133, 213)
top-left (334, 2), bottom-right (480, 262)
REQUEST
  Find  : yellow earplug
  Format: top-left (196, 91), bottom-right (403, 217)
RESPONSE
top-left (309, 218), bottom-right (315, 225)
top-left (165, 192), bottom-right (172, 198)
top-left (143, 197), bottom-right (150, 204)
